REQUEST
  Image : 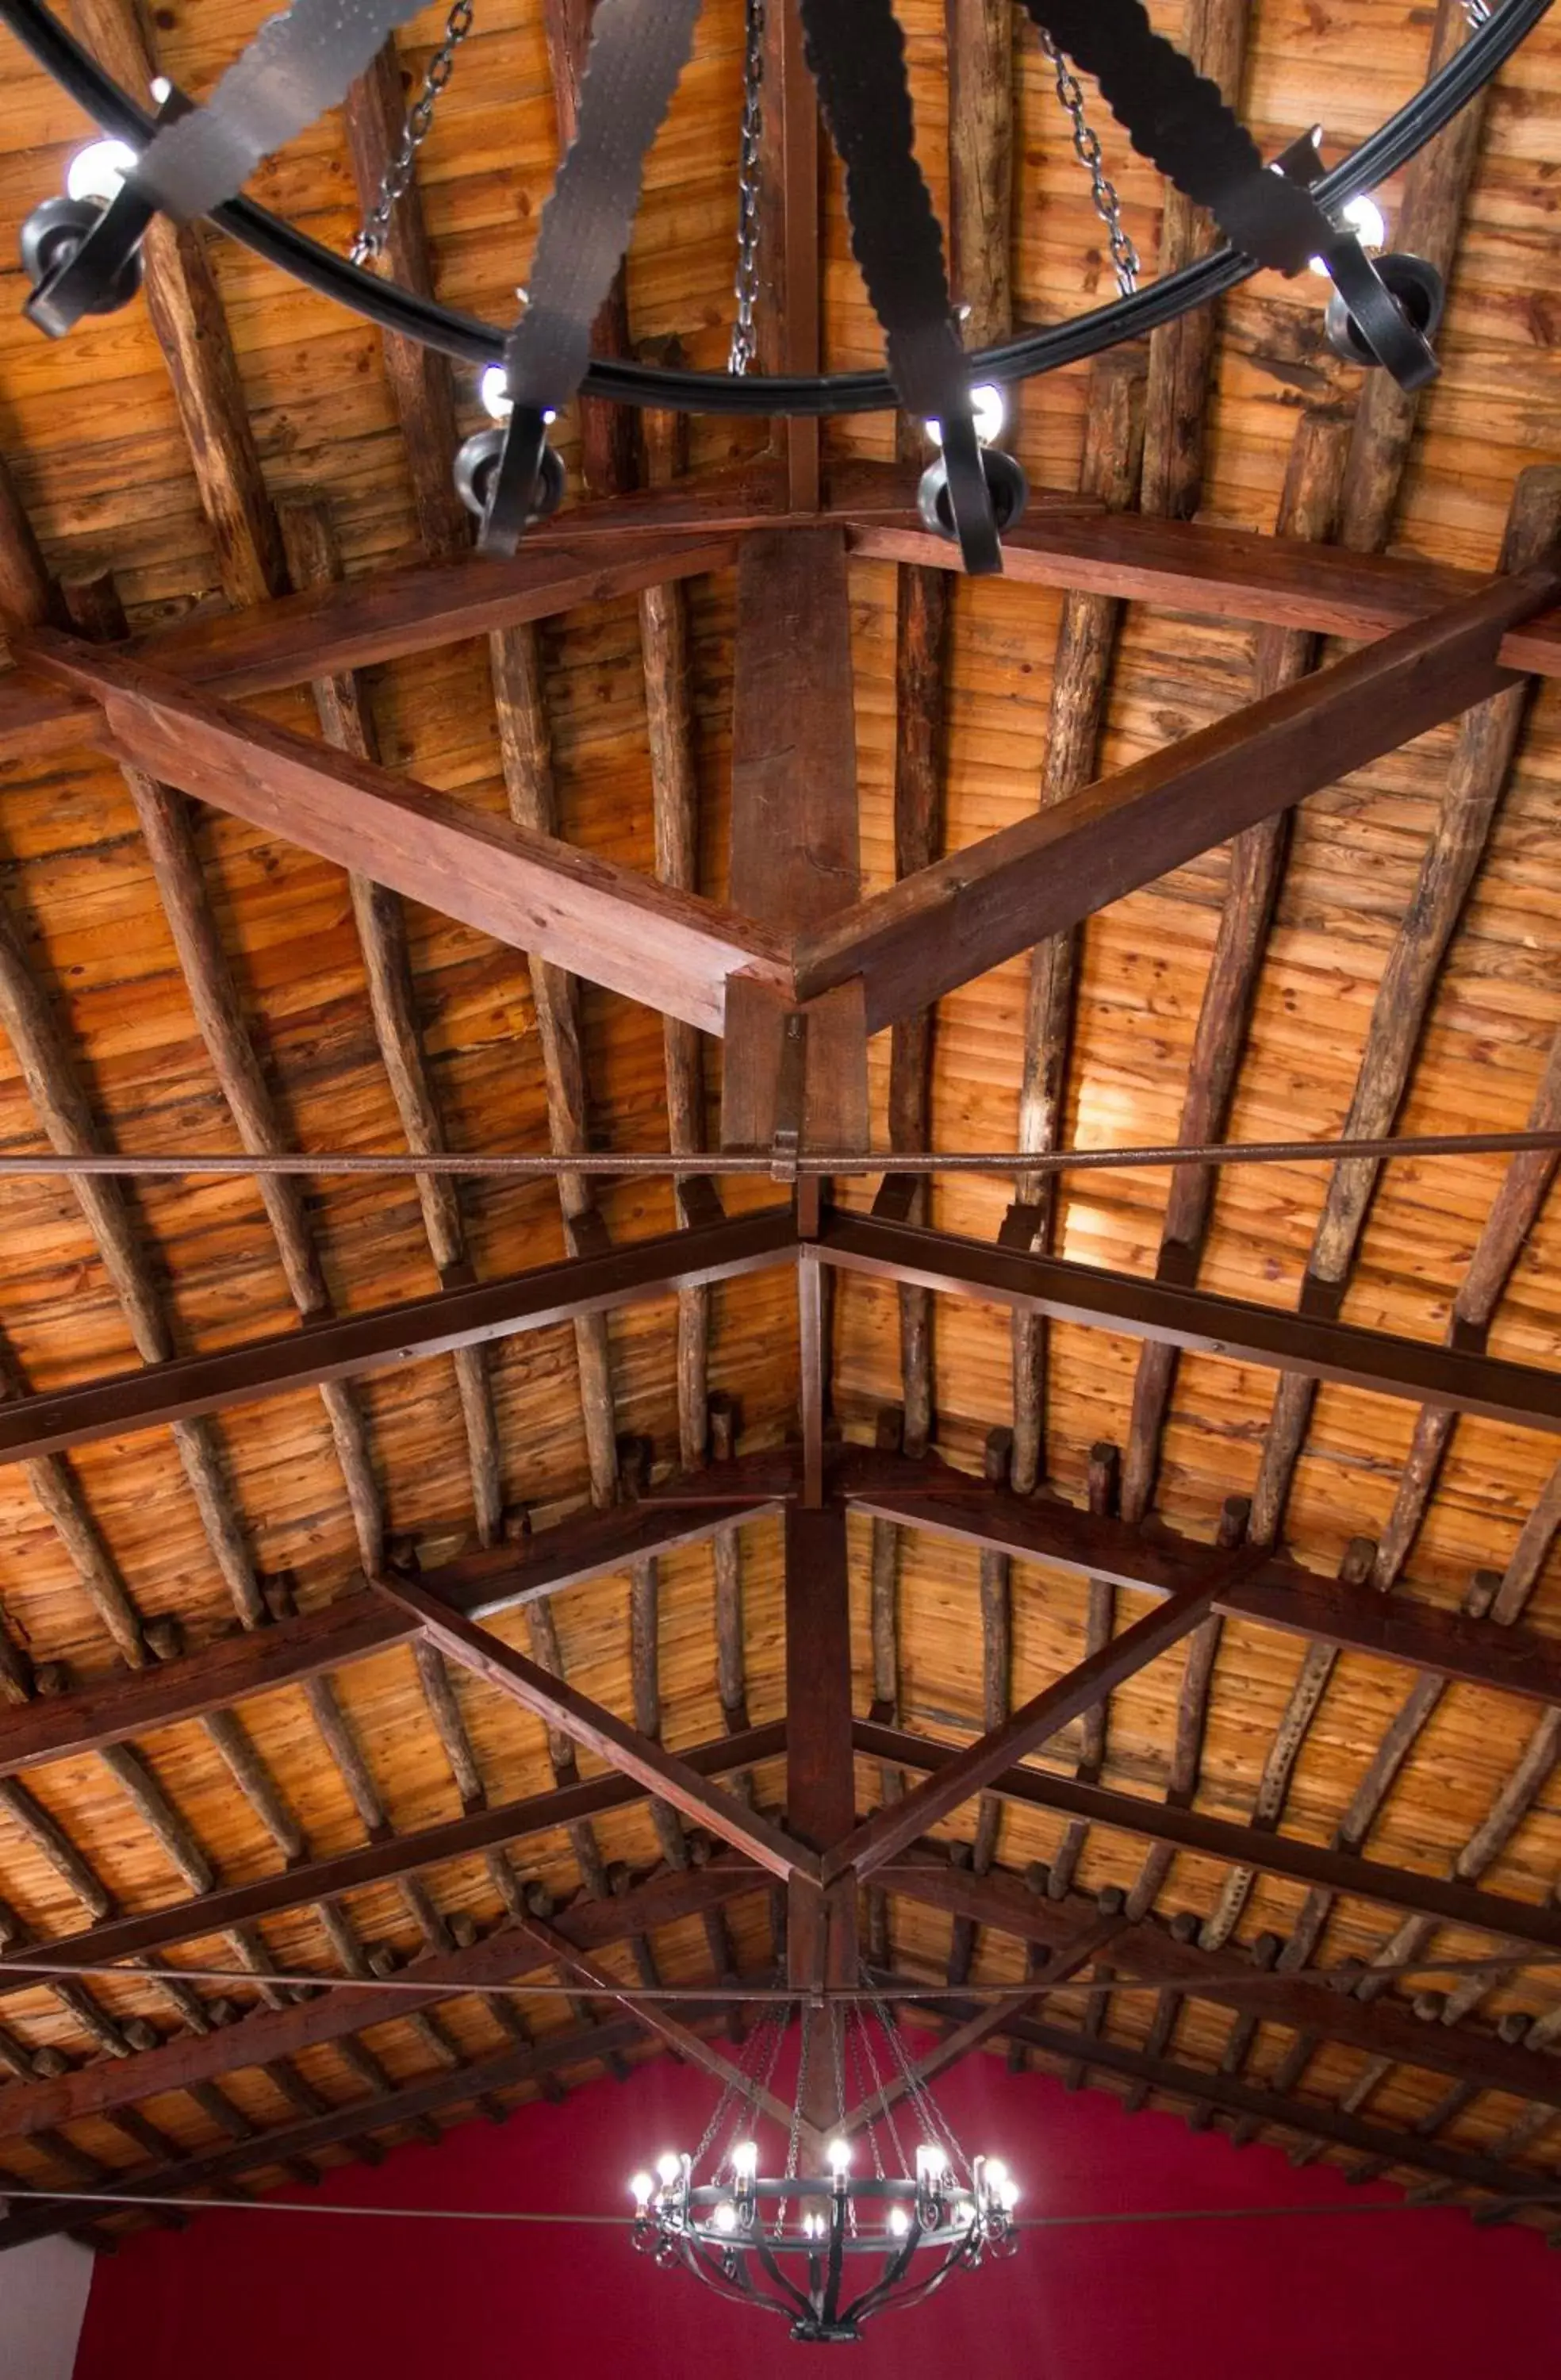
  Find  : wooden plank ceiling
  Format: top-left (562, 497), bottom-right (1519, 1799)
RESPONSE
top-left (1, 0), bottom-right (1561, 2258)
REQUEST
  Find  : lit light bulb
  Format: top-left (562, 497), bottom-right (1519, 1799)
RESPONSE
top-left (1310, 192), bottom-right (1386, 276)
top-left (149, 75), bottom-right (172, 103)
top-left (629, 2171), bottom-right (654, 2206)
top-left (66, 139), bottom-right (137, 205)
top-left (711, 2199), bottom-right (738, 2236)
top-left (826, 2137), bottom-right (852, 2178)
top-left (925, 382), bottom-right (1007, 451)
top-left (915, 2144), bottom-right (945, 2185)
top-left (655, 2151), bottom-right (682, 2187)
top-left (888, 2204), bottom-right (911, 2237)
top-left (803, 2210), bottom-right (822, 2240)
top-left (731, 2140), bottom-right (758, 2183)
top-left (480, 363), bottom-right (512, 420)
top-left (983, 2158), bottom-right (1010, 2198)
top-left (998, 2178), bottom-right (1021, 2213)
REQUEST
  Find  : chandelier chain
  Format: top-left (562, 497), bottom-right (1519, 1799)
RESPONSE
top-left (727, 0), bottom-right (765, 373)
top-left (351, 0), bottom-right (475, 267)
top-left (1039, 29), bottom-right (1140, 297)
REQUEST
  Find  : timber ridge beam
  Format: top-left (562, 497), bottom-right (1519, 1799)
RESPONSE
top-left (11, 1207), bottom-right (1561, 1475)
top-left (16, 466), bottom-right (1561, 766)
top-left (10, 1447), bottom-right (1561, 1790)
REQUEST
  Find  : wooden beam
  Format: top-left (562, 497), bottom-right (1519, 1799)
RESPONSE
top-left (0, 1731), bottom-right (782, 1988)
top-left (26, 636), bottom-right (788, 1037)
top-left (1140, 0), bottom-right (1249, 522)
top-left (0, 1470), bottom-right (788, 1780)
top-left (489, 619), bottom-right (623, 1507)
top-left (1339, 0), bottom-right (1491, 553)
top-left (371, 1568), bottom-right (815, 1881)
top-left (67, 0), bottom-right (286, 605)
top-left (860, 1719), bottom-right (1561, 1960)
top-left (755, 0), bottom-right (822, 509)
top-left (818, 1211), bottom-right (1561, 1438)
top-left (784, 1501), bottom-right (858, 2154)
top-left (794, 567), bottom-right (1559, 1027)
top-left (844, 1456), bottom-right (1561, 1712)
top-left (1011, 355), bottom-right (1145, 1494)
top-left (825, 1564), bottom-right (1243, 1885)
top-left (276, 499), bottom-right (503, 1550)
top-left (0, 1208), bottom-right (794, 1466)
top-left (0, 1862), bottom-right (760, 2148)
top-left (926, 1995), bottom-right (1561, 2210)
top-left (1120, 407), bottom-right (1352, 1525)
top-left (881, 1851), bottom-right (1561, 2117)
top-left (1248, 465), bottom-right (1561, 1547)
top-left (945, 0), bottom-right (1013, 347)
top-left (343, 42), bottom-right (470, 561)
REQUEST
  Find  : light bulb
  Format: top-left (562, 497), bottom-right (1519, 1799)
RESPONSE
top-left (915, 2144), bottom-right (945, 2184)
top-left (731, 2140), bottom-right (758, 2183)
top-left (66, 139), bottom-right (137, 205)
top-left (826, 2137), bottom-right (851, 2177)
top-left (1310, 192), bottom-right (1386, 276)
top-left (149, 75), bottom-right (172, 103)
top-left (983, 2158), bottom-right (1009, 2198)
top-left (998, 2178), bottom-right (1021, 2213)
top-left (629, 2171), bottom-right (653, 2206)
top-left (711, 2199), bottom-right (738, 2235)
top-left (888, 2204), bottom-right (911, 2237)
top-left (655, 2151), bottom-right (682, 2186)
top-left (480, 364), bottom-right (512, 420)
top-left (924, 382), bottom-right (1007, 451)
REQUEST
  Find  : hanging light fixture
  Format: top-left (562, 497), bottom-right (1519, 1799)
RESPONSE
top-left (627, 1983), bottom-right (1019, 2345)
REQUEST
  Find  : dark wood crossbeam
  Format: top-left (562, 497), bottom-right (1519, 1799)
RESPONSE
top-left (887, 1990), bottom-right (1561, 2212)
top-left (0, 1480), bottom-right (788, 1778)
top-left (0, 1729), bottom-right (784, 1982)
top-left (844, 1455), bottom-right (1561, 1711)
top-left (793, 567), bottom-right (1561, 1027)
top-left (784, 1502), bottom-right (859, 2155)
top-left (824, 1561), bottom-right (1245, 1885)
top-left (819, 1213), bottom-right (1561, 1436)
top-left (0, 1208), bottom-right (793, 1465)
top-left (858, 1719), bottom-right (1561, 1959)
top-left (28, 636), bottom-right (789, 1035)
top-left (0, 1862), bottom-right (761, 2148)
top-left (882, 1853), bottom-right (1561, 2118)
top-left (371, 1569), bottom-right (815, 1882)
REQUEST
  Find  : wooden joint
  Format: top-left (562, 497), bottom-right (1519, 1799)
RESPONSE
top-left (998, 1201), bottom-right (1043, 1253)
top-left (1448, 1313), bottom-right (1490, 1356)
top-left (872, 1173), bottom-right (919, 1223)
top-left (677, 1174), bottom-right (726, 1233)
top-left (1298, 1271), bottom-right (1345, 1323)
top-left (566, 1209), bottom-right (612, 1261)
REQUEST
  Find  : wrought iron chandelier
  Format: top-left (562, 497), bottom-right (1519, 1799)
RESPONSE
top-left (4, 0), bottom-right (1549, 574)
top-left (625, 1985), bottom-right (1020, 2345)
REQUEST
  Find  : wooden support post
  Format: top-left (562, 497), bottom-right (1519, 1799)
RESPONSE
top-left (1011, 355), bottom-right (1145, 1494)
top-left (785, 1501), bottom-right (858, 2159)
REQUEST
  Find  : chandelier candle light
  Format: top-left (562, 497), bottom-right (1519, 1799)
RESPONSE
top-left (626, 1990), bottom-right (1020, 2344)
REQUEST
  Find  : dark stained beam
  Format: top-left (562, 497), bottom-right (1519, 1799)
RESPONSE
top-left (824, 1564), bottom-right (1245, 1884)
top-left (0, 1207), bottom-right (794, 1465)
top-left (27, 637), bottom-right (788, 1036)
top-left (0, 1727), bottom-right (784, 1981)
top-left (0, 1474), bottom-right (790, 1779)
top-left (0, 1862), bottom-right (763, 2147)
top-left (882, 1852), bottom-right (1561, 2118)
top-left (784, 1501), bottom-right (859, 2154)
top-left (860, 1720), bottom-right (1561, 1960)
top-left (846, 1457), bottom-right (1561, 1711)
top-left (371, 1570), bottom-right (815, 1882)
top-left (755, 0), bottom-right (822, 508)
top-left (819, 1214), bottom-right (1561, 1439)
top-left (793, 568), bottom-right (1561, 1028)
top-left (24, 482), bottom-right (1561, 770)
top-left (911, 1991), bottom-right (1561, 2211)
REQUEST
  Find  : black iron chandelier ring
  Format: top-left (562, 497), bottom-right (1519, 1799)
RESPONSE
top-left (2, 0), bottom-right (1549, 420)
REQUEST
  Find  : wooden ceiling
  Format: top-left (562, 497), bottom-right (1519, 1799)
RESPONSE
top-left (1, 0), bottom-right (1560, 2261)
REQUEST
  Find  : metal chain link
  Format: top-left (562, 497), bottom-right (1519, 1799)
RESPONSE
top-left (351, 0), bottom-right (474, 265)
top-left (1462, 0), bottom-right (1493, 24)
top-left (727, 0), bottom-right (765, 373)
top-left (1038, 29), bottom-right (1140, 297)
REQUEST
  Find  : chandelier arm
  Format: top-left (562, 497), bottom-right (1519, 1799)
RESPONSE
top-left (676, 2236), bottom-right (796, 2320)
top-left (836, 2225), bottom-right (932, 2328)
top-left (840, 2233), bottom-right (984, 2329)
top-left (737, 2218), bottom-right (820, 2325)
top-left (2, 0), bottom-right (1545, 411)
